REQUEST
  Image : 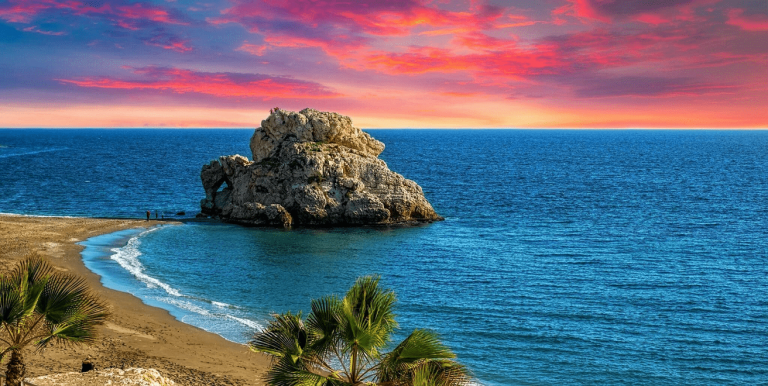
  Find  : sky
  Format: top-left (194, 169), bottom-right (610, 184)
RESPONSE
top-left (0, 0), bottom-right (766, 128)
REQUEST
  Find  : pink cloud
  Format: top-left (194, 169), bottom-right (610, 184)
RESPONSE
top-left (262, 34), bottom-right (363, 59)
top-left (141, 31), bottom-right (192, 52)
top-left (212, 0), bottom-right (512, 61)
top-left (115, 2), bottom-right (181, 24)
top-left (0, 1), bottom-right (53, 22)
top-left (214, 0), bottom-right (504, 36)
top-left (452, 32), bottom-right (518, 51)
top-left (0, 0), bottom-right (188, 29)
top-left (356, 29), bottom-right (644, 78)
top-left (237, 43), bottom-right (267, 56)
top-left (58, 66), bottom-right (341, 99)
top-left (726, 9), bottom-right (768, 31)
top-left (633, 13), bottom-right (671, 25)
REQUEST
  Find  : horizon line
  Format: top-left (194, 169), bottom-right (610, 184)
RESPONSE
top-left (1, 127), bottom-right (768, 130)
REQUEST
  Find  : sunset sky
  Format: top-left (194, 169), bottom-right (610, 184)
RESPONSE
top-left (0, 0), bottom-right (766, 128)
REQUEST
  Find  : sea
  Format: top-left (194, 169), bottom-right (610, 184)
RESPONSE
top-left (1, 129), bottom-right (767, 385)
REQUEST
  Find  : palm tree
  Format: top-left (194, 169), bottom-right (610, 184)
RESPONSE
top-left (250, 276), bottom-right (470, 386)
top-left (0, 256), bottom-right (110, 386)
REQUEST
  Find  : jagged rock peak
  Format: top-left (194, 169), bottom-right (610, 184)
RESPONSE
top-left (250, 108), bottom-right (385, 162)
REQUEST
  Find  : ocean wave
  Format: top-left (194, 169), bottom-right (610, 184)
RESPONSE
top-left (160, 297), bottom-right (262, 332)
top-left (108, 231), bottom-right (263, 338)
top-left (0, 147), bottom-right (68, 159)
top-left (0, 212), bottom-right (78, 218)
top-left (225, 314), bottom-right (262, 331)
top-left (109, 228), bottom-right (182, 297)
top-left (212, 301), bottom-right (238, 309)
top-left (158, 297), bottom-right (211, 316)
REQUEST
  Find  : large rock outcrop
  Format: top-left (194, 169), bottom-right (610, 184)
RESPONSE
top-left (200, 108), bottom-right (442, 227)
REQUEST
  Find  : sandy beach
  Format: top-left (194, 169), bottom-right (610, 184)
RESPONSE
top-left (0, 214), bottom-right (270, 385)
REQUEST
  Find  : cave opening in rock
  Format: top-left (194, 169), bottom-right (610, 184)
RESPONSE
top-left (216, 180), bottom-right (229, 193)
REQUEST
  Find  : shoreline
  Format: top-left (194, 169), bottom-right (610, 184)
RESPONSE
top-left (0, 214), bottom-right (269, 385)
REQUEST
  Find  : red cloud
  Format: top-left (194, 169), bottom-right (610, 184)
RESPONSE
top-left (210, 0), bottom-right (510, 61)
top-left (726, 9), bottom-right (768, 31)
top-left (0, 1), bottom-right (50, 22)
top-left (358, 43), bottom-right (572, 82)
top-left (363, 47), bottom-right (473, 75)
top-left (57, 66), bottom-right (341, 99)
top-left (356, 28), bottom-right (642, 78)
top-left (215, 0), bottom-right (504, 36)
top-left (351, 22), bottom-right (764, 98)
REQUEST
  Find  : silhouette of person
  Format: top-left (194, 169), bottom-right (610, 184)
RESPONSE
top-left (146, 210), bottom-right (150, 221)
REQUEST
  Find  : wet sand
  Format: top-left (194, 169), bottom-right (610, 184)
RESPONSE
top-left (0, 214), bottom-right (270, 385)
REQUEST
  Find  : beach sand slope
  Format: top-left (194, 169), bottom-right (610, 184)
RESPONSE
top-left (0, 215), bottom-right (269, 386)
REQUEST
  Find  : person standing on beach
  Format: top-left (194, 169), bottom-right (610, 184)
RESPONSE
top-left (146, 210), bottom-right (150, 221)
top-left (155, 211), bottom-right (158, 219)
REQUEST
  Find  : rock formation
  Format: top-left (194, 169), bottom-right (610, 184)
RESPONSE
top-left (200, 108), bottom-right (442, 227)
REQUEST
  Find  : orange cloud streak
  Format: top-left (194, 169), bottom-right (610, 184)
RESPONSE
top-left (58, 66), bottom-right (341, 99)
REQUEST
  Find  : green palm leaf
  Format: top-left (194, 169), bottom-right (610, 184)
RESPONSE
top-left (377, 330), bottom-right (469, 385)
top-left (265, 358), bottom-right (351, 386)
top-left (250, 312), bottom-right (308, 362)
top-left (306, 296), bottom-right (341, 357)
top-left (1, 256), bottom-right (110, 382)
top-left (0, 277), bottom-right (26, 326)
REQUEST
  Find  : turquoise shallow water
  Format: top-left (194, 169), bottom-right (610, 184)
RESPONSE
top-left (3, 129), bottom-right (768, 385)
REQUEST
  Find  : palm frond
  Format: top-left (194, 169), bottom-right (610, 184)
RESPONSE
top-left (250, 312), bottom-right (309, 362)
top-left (344, 276), bottom-right (398, 335)
top-left (36, 271), bottom-right (93, 323)
top-left (410, 360), bottom-right (471, 386)
top-left (0, 257), bottom-right (51, 330)
top-left (339, 276), bottom-right (397, 358)
top-left (264, 356), bottom-right (351, 386)
top-left (394, 330), bottom-right (456, 361)
top-left (10, 257), bottom-right (51, 323)
top-left (377, 330), bottom-right (470, 385)
top-left (306, 296), bottom-right (341, 357)
top-left (340, 299), bottom-right (389, 360)
top-left (32, 271), bottom-right (109, 346)
top-left (13, 256), bottom-right (54, 285)
top-left (0, 276), bottom-right (26, 326)
top-left (1, 257), bottom-right (109, 352)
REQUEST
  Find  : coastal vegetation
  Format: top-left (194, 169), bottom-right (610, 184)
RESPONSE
top-left (0, 256), bottom-right (109, 386)
top-left (250, 276), bottom-right (470, 386)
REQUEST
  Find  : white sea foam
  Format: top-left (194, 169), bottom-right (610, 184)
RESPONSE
top-left (0, 147), bottom-right (68, 159)
top-left (162, 297), bottom-right (262, 332)
top-left (0, 212), bottom-right (78, 219)
top-left (226, 314), bottom-right (263, 331)
top-left (107, 229), bottom-right (263, 342)
top-left (109, 228), bottom-right (182, 297)
top-left (159, 297), bottom-right (211, 316)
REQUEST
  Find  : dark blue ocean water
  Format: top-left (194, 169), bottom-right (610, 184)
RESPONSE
top-left (2, 129), bottom-right (768, 385)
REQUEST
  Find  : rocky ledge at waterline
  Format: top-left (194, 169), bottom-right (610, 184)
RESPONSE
top-left (199, 108), bottom-right (443, 227)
